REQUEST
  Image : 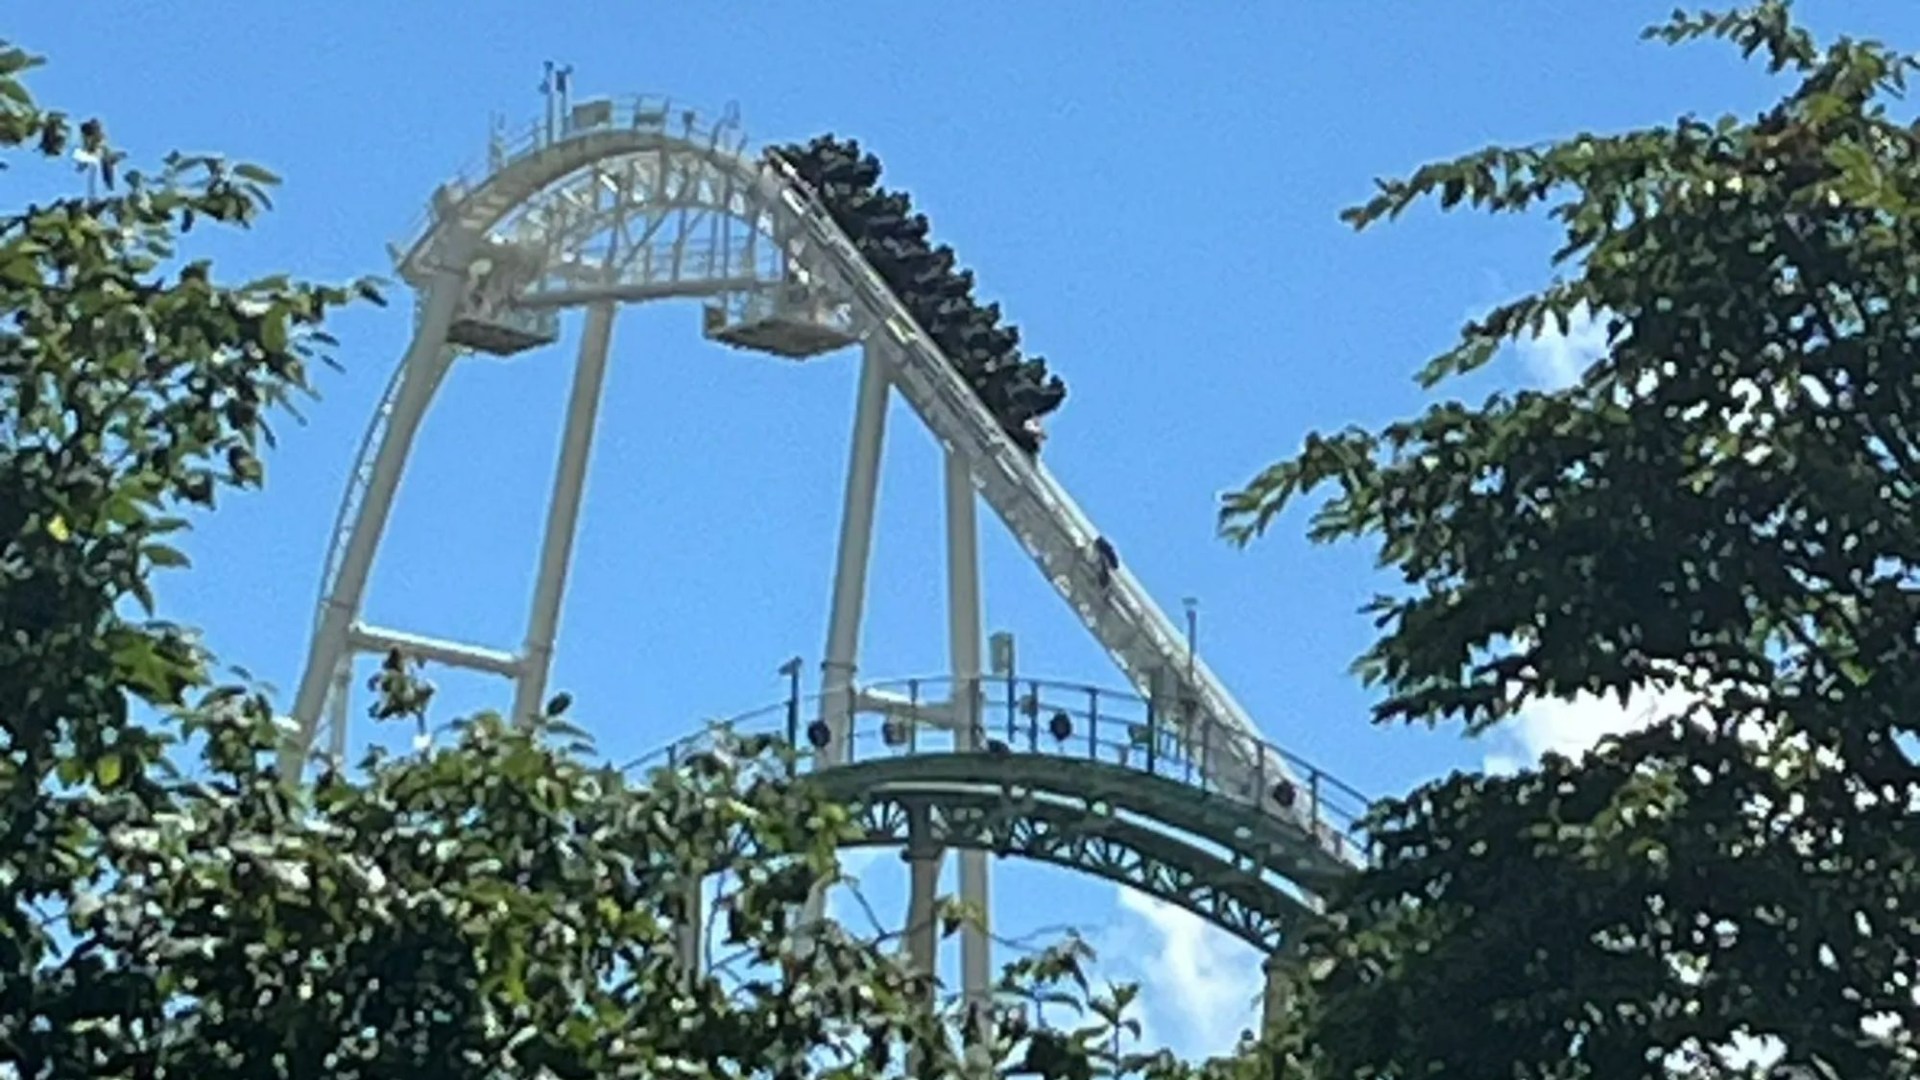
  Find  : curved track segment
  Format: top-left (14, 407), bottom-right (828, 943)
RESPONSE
top-left (305, 104), bottom-right (1360, 868)
top-left (750, 156), bottom-right (1349, 864)
top-left (638, 677), bottom-right (1372, 946)
top-left (841, 790), bottom-right (1296, 950)
top-left (292, 100), bottom-right (836, 759)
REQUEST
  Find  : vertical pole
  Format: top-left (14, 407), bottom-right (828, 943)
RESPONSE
top-left (284, 267), bottom-right (467, 776)
top-left (1144, 690), bottom-right (1158, 775)
top-left (905, 809), bottom-right (942, 978)
top-left (910, 803), bottom-right (948, 1022)
top-left (943, 451), bottom-right (992, 1026)
top-left (820, 339), bottom-right (891, 764)
top-left (1261, 951), bottom-right (1292, 1038)
top-left (903, 799), bottom-right (945, 1070)
top-left (781, 656), bottom-right (803, 774)
top-left (806, 338), bottom-right (892, 933)
top-left (670, 735), bottom-right (702, 990)
top-left (542, 62), bottom-right (556, 147)
top-left (1184, 598), bottom-right (1199, 687)
top-left (512, 301), bottom-right (618, 725)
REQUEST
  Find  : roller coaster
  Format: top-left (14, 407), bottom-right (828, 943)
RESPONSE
top-left (280, 87), bottom-right (1372, 1031)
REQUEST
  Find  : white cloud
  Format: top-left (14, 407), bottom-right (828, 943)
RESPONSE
top-left (1484, 683), bottom-right (1695, 774)
top-left (834, 846), bottom-right (885, 883)
top-left (822, 847), bottom-right (888, 931)
top-left (1100, 888), bottom-right (1265, 1060)
top-left (1514, 302), bottom-right (1609, 390)
top-left (1510, 299), bottom-right (1792, 464)
top-left (816, 854), bottom-right (1267, 1060)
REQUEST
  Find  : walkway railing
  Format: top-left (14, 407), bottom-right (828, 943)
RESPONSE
top-left (626, 675), bottom-right (1375, 869)
top-left (397, 93), bottom-right (750, 268)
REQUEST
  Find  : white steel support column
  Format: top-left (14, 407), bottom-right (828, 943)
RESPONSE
top-left (1261, 953), bottom-right (1292, 1037)
top-left (903, 803), bottom-right (943, 996)
top-left (512, 301), bottom-right (617, 724)
top-left (804, 340), bottom-right (892, 934)
top-left (943, 451), bottom-right (992, 1019)
top-left (905, 853), bottom-right (943, 983)
top-left (903, 803), bottom-right (945, 1075)
top-left (819, 339), bottom-right (892, 762)
top-left (283, 268), bottom-right (467, 775)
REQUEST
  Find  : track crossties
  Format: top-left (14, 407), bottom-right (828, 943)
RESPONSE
top-left (772, 136), bottom-right (1068, 454)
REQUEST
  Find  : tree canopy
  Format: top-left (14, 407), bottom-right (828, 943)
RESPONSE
top-left (1224, 4), bottom-right (1918, 1077)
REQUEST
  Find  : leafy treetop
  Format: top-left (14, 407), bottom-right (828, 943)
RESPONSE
top-left (1224, 4), bottom-right (1918, 1077)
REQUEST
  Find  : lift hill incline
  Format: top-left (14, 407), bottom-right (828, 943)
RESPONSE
top-left (752, 150), bottom-right (1350, 864)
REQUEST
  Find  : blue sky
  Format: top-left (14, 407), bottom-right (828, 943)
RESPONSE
top-left (11, 0), bottom-right (1916, 1061)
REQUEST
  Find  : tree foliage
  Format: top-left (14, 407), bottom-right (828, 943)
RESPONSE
top-left (85, 668), bottom-right (1162, 1078)
top-left (0, 36), bottom-right (376, 1071)
top-left (1224, 4), bottom-right (1918, 1077)
top-left (0, 40), bottom-right (1236, 1080)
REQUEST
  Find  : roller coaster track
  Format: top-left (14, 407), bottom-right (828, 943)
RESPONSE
top-left (317, 359), bottom-right (405, 620)
top-left (631, 676), bottom-right (1371, 951)
top-left (292, 96), bottom-right (1371, 983)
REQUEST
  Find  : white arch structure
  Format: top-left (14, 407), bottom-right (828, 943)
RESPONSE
top-left (286, 94), bottom-right (1349, 1017)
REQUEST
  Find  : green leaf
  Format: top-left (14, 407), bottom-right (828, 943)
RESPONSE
top-left (143, 543), bottom-right (190, 569)
top-left (232, 162), bottom-right (280, 184)
top-left (0, 254), bottom-right (38, 287)
top-left (260, 310), bottom-right (287, 353)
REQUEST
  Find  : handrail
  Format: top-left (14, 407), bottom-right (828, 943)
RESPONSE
top-left (393, 95), bottom-right (751, 272)
top-left (622, 674), bottom-right (1374, 869)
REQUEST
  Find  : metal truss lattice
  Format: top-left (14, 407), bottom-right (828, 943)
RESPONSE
top-left (845, 790), bottom-right (1299, 951)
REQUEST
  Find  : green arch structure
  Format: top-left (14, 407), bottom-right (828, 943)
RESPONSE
top-left (634, 675), bottom-right (1372, 953)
